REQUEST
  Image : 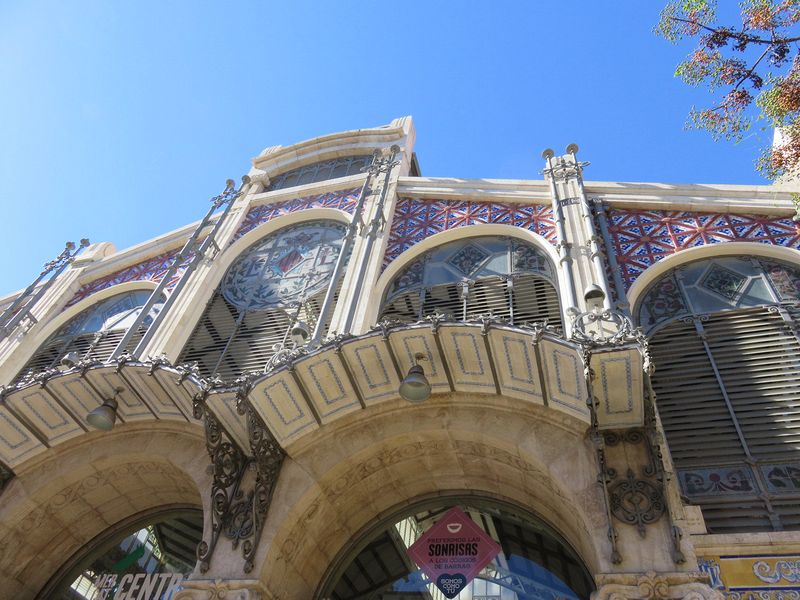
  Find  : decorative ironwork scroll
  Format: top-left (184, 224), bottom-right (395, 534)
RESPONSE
top-left (235, 377), bottom-right (286, 573)
top-left (608, 468), bottom-right (666, 537)
top-left (194, 391), bottom-right (248, 573)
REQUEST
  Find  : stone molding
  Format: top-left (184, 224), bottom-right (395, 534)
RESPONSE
top-left (593, 571), bottom-right (724, 600)
top-left (174, 579), bottom-right (270, 600)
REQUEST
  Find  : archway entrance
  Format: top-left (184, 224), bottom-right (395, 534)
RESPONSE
top-left (44, 507), bottom-right (203, 600)
top-left (320, 497), bottom-right (594, 600)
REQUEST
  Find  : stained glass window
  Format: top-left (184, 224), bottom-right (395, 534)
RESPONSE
top-left (179, 220), bottom-right (349, 380)
top-left (636, 256), bottom-right (797, 332)
top-left (266, 155), bottom-right (373, 192)
top-left (222, 221), bottom-right (347, 310)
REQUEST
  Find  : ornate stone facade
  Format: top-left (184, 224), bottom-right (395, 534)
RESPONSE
top-left (0, 117), bottom-right (798, 600)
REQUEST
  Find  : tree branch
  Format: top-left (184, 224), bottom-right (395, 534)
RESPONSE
top-left (669, 17), bottom-right (800, 44)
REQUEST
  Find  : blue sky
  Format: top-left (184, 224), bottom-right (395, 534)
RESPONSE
top-left (0, 1), bottom-right (774, 293)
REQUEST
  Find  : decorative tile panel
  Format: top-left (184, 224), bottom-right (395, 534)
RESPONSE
top-left (487, 328), bottom-right (544, 403)
top-left (678, 466), bottom-right (757, 496)
top-left (5, 386), bottom-right (83, 445)
top-left (295, 356), bottom-right (360, 423)
top-left (67, 248), bottom-right (188, 307)
top-left (120, 368), bottom-right (187, 422)
top-left (696, 553), bottom-right (800, 600)
top-left (46, 373), bottom-right (105, 427)
top-left (540, 338), bottom-right (589, 421)
top-left (760, 463), bottom-right (800, 493)
top-left (251, 370), bottom-right (318, 446)
top-left (0, 404), bottom-right (46, 467)
top-left (233, 187), bottom-right (360, 241)
top-left (340, 335), bottom-right (400, 405)
top-left (591, 348), bottom-right (644, 430)
top-left (152, 368), bottom-right (196, 419)
top-left (85, 367), bottom-right (153, 422)
top-left (607, 209), bottom-right (800, 290)
top-left (388, 327), bottom-right (450, 392)
top-left (438, 325), bottom-right (493, 393)
top-left (384, 198), bottom-right (556, 268)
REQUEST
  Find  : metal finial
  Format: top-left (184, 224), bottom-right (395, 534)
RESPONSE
top-left (390, 144), bottom-right (401, 153)
top-left (65, 241), bottom-right (76, 251)
top-left (566, 143), bottom-right (579, 155)
top-left (225, 179), bottom-right (235, 191)
top-left (240, 175), bottom-right (251, 187)
top-left (80, 239), bottom-right (90, 248)
top-left (542, 149), bottom-right (555, 159)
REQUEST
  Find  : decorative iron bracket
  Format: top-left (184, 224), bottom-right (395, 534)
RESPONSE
top-left (235, 377), bottom-right (286, 573)
top-left (194, 388), bottom-right (248, 573)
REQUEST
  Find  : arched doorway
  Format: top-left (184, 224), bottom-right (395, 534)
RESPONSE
top-left (319, 496), bottom-right (594, 600)
top-left (42, 507), bottom-right (203, 600)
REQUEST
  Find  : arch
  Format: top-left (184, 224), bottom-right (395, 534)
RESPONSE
top-left (162, 208), bottom-right (352, 362)
top-left (252, 118), bottom-right (409, 177)
top-left (0, 421), bottom-right (208, 599)
top-left (0, 282), bottom-right (159, 386)
top-left (368, 224), bottom-right (564, 327)
top-left (6, 283), bottom-right (164, 386)
top-left (253, 396), bottom-right (609, 599)
top-left (627, 242), bottom-right (800, 317)
top-left (176, 214), bottom-right (352, 379)
top-left (631, 244), bottom-right (800, 534)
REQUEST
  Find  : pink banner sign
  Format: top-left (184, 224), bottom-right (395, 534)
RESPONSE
top-left (407, 507), bottom-right (502, 598)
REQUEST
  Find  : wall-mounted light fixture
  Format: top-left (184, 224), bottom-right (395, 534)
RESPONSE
top-left (399, 353), bottom-right (431, 403)
top-left (86, 387), bottom-right (124, 431)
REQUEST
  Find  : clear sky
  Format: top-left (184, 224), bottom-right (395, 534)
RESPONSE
top-left (0, 1), bottom-right (774, 294)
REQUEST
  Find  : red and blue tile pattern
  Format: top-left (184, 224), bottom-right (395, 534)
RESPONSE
top-left (66, 248), bottom-right (187, 307)
top-left (608, 209), bottom-right (800, 290)
top-left (384, 198), bottom-right (556, 269)
top-left (233, 187), bottom-right (360, 241)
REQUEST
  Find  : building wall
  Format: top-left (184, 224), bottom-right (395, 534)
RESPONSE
top-left (0, 117), bottom-right (798, 600)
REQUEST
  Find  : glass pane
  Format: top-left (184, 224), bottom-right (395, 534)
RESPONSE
top-left (51, 511), bottom-right (202, 600)
top-left (325, 502), bottom-right (593, 600)
top-left (222, 221), bottom-right (347, 310)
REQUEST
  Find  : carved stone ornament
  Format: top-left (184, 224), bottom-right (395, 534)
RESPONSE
top-left (592, 571), bottom-right (724, 600)
top-left (173, 578), bottom-right (270, 600)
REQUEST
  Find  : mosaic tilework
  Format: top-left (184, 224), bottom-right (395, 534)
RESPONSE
top-left (384, 198), bottom-right (556, 268)
top-left (233, 187), bottom-right (360, 241)
top-left (67, 248), bottom-right (187, 307)
top-left (608, 209), bottom-right (800, 290)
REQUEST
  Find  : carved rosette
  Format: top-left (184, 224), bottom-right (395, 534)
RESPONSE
top-left (593, 572), bottom-right (725, 600)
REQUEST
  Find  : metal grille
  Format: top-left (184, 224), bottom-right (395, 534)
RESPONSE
top-left (380, 273), bottom-right (562, 330)
top-left (178, 282), bottom-right (341, 381)
top-left (266, 155), bottom-right (373, 192)
top-left (650, 305), bottom-right (800, 533)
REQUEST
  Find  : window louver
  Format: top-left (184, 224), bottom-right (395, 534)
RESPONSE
top-left (650, 305), bottom-right (800, 533)
top-left (178, 283), bottom-right (340, 381)
top-left (380, 274), bottom-right (562, 330)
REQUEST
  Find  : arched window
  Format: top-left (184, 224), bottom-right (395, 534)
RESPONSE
top-left (321, 500), bottom-right (594, 600)
top-left (637, 255), bottom-right (800, 533)
top-left (178, 220), bottom-right (348, 380)
top-left (266, 155), bottom-right (373, 192)
top-left (379, 237), bottom-right (562, 330)
top-left (13, 290), bottom-right (164, 384)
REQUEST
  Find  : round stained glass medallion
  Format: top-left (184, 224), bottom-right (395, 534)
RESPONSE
top-left (222, 221), bottom-right (347, 310)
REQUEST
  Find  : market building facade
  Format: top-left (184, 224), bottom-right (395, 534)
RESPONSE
top-left (0, 117), bottom-right (799, 600)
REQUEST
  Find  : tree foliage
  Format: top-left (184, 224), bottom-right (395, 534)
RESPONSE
top-left (656, 0), bottom-right (800, 181)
